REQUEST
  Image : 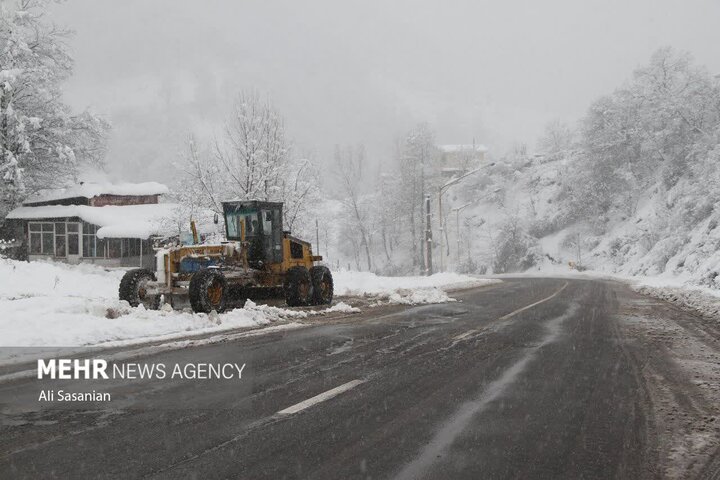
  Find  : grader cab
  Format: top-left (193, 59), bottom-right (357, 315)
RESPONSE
top-left (118, 201), bottom-right (333, 313)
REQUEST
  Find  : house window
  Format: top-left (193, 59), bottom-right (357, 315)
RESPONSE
top-left (123, 238), bottom-right (142, 257)
top-left (67, 223), bottom-right (79, 255)
top-left (82, 222), bottom-right (105, 258)
top-left (107, 239), bottom-right (122, 258)
top-left (28, 222), bottom-right (56, 255)
top-left (55, 223), bottom-right (66, 257)
top-left (29, 223), bottom-right (41, 254)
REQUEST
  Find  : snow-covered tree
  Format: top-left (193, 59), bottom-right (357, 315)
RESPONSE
top-left (334, 144), bottom-right (374, 271)
top-left (539, 120), bottom-right (574, 154)
top-left (397, 123), bottom-right (438, 270)
top-left (554, 47), bottom-right (720, 231)
top-left (213, 91), bottom-right (289, 202)
top-left (177, 91), bottom-right (318, 237)
top-left (0, 0), bottom-right (109, 218)
top-left (279, 156), bottom-right (320, 234)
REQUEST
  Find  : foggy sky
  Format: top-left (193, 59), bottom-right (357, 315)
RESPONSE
top-left (51, 0), bottom-right (720, 181)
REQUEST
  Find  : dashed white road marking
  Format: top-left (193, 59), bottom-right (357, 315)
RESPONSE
top-left (396, 301), bottom-right (578, 480)
top-left (277, 379), bottom-right (366, 415)
top-left (450, 282), bottom-right (569, 347)
top-left (498, 282), bottom-right (568, 321)
top-left (452, 330), bottom-right (476, 342)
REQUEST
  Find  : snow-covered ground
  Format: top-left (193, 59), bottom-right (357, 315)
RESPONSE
top-left (0, 259), bottom-right (497, 358)
top-left (525, 258), bottom-right (720, 322)
top-left (333, 270), bottom-right (500, 305)
top-left (627, 277), bottom-right (720, 321)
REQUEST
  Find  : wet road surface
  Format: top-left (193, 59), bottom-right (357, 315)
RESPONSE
top-left (2, 277), bottom-right (720, 479)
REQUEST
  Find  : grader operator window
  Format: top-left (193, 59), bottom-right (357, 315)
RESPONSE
top-left (261, 210), bottom-right (273, 233)
top-left (223, 202), bottom-right (284, 265)
top-left (226, 211), bottom-right (258, 239)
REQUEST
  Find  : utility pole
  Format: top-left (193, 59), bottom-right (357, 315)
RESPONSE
top-left (424, 195), bottom-right (433, 275)
top-left (457, 211), bottom-right (461, 268)
top-left (438, 191), bottom-right (443, 272)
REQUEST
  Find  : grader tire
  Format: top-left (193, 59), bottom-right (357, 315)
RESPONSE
top-left (189, 269), bottom-right (228, 313)
top-left (310, 266), bottom-right (334, 305)
top-left (284, 266), bottom-right (312, 307)
top-left (119, 268), bottom-right (160, 310)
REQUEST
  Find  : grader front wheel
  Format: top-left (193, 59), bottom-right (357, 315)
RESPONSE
top-left (189, 269), bottom-right (228, 313)
top-left (284, 266), bottom-right (312, 307)
top-left (310, 266), bottom-right (333, 305)
top-left (119, 268), bottom-right (160, 310)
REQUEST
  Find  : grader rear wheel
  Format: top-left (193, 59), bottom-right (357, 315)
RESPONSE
top-left (189, 269), bottom-right (228, 313)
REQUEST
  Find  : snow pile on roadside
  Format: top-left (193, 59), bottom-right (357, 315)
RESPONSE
top-left (632, 283), bottom-right (720, 320)
top-left (0, 258), bottom-right (490, 355)
top-left (386, 288), bottom-right (456, 305)
top-left (243, 300), bottom-right (360, 316)
top-left (323, 301), bottom-right (361, 313)
top-left (0, 259), bottom-right (364, 354)
top-left (1, 295), bottom-right (282, 349)
top-left (333, 270), bottom-right (499, 305)
top-left (333, 271), bottom-right (493, 295)
top-left (0, 257), bottom-right (124, 300)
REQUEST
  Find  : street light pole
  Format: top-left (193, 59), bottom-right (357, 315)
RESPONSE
top-left (438, 167), bottom-right (482, 272)
top-left (451, 203), bottom-right (472, 271)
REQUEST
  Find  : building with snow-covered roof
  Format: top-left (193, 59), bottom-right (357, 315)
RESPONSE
top-left (437, 143), bottom-right (488, 178)
top-left (4, 182), bottom-right (176, 267)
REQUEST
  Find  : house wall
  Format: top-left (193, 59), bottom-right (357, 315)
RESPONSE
top-left (440, 150), bottom-right (485, 171)
top-left (59, 253), bottom-right (156, 269)
top-left (23, 197), bottom-right (90, 207)
top-left (22, 193), bottom-right (160, 208)
top-left (26, 253), bottom-right (156, 268)
top-left (90, 194), bottom-right (159, 207)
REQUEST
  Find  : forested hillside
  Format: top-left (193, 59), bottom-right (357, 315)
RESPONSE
top-left (452, 48), bottom-right (720, 287)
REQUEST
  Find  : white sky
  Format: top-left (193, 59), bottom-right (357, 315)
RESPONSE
top-left (51, 0), bottom-right (720, 180)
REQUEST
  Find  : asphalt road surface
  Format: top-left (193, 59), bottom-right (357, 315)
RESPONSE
top-left (2, 277), bottom-right (720, 479)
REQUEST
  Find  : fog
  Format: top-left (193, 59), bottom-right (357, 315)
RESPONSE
top-left (52, 0), bottom-right (720, 181)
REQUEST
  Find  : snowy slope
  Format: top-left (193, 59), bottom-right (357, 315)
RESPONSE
top-left (456, 150), bottom-right (720, 292)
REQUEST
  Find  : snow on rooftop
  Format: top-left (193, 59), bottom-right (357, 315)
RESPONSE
top-left (23, 182), bottom-right (169, 204)
top-left (438, 144), bottom-right (488, 153)
top-left (6, 203), bottom-right (179, 239)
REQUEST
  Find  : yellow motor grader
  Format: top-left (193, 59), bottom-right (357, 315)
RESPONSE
top-left (118, 201), bottom-right (333, 313)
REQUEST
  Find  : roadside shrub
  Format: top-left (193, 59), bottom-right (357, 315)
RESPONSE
top-left (492, 218), bottom-right (540, 273)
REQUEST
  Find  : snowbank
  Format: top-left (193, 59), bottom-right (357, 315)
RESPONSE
top-left (631, 280), bottom-right (720, 321)
top-left (0, 259), bottom-right (347, 354)
top-left (332, 271), bottom-right (500, 305)
top-left (0, 259), bottom-right (495, 361)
